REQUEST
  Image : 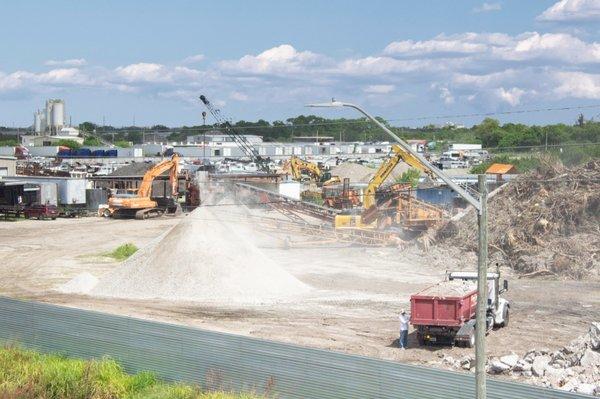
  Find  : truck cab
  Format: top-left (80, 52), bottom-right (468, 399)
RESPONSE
top-left (448, 271), bottom-right (510, 330)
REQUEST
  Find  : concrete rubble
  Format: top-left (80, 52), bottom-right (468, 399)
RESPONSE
top-left (441, 322), bottom-right (600, 396)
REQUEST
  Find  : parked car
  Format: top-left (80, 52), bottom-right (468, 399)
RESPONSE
top-left (24, 204), bottom-right (59, 220)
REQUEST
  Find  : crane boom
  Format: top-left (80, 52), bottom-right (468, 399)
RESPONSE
top-left (363, 144), bottom-right (434, 209)
top-left (199, 95), bottom-right (270, 172)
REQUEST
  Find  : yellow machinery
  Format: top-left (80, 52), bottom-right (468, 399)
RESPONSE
top-left (285, 156), bottom-right (341, 186)
top-left (335, 145), bottom-right (441, 230)
top-left (362, 145), bottom-right (435, 210)
top-left (103, 154), bottom-right (180, 219)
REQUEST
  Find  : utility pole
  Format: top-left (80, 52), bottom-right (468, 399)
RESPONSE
top-left (476, 174), bottom-right (488, 399)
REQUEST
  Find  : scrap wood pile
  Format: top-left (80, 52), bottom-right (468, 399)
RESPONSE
top-left (440, 159), bottom-right (600, 278)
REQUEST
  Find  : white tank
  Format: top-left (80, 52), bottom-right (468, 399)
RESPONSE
top-left (46, 99), bottom-right (65, 133)
top-left (33, 110), bottom-right (46, 133)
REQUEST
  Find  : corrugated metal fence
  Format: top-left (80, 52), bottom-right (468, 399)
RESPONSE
top-left (0, 297), bottom-right (590, 398)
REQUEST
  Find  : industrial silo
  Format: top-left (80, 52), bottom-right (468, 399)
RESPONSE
top-left (33, 110), bottom-right (46, 133)
top-left (46, 99), bottom-right (65, 134)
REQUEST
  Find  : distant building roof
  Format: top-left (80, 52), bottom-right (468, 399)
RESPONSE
top-left (486, 163), bottom-right (517, 175)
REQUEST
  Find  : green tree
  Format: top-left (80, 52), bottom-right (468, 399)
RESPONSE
top-left (83, 136), bottom-right (102, 146)
top-left (396, 168), bottom-right (421, 188)
top-left (57, 139), bottom-right (82, 150)
top-left (78, 122), bottom-right (97, 133)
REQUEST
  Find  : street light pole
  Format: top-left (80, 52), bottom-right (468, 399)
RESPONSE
top-left (307, 100), bottom-right (488, 399)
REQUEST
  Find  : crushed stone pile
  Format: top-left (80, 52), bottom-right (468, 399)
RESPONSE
top-left (89, 206), bottom-right (311, 303)
top-left (440, 322), bottom-right (600, 395)
top-left (417, 279), bottom-right (476, 297)
top-left (440, 160), bottom-right (600, 278)
top-left (57, 272), bottom-right (99, 294)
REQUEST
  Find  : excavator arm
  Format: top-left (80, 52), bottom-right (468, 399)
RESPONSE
top-left (138, 154), bottom-right (180, 198)
top-left (363, 145), bottom-right (434, 209)
top-left (289, 156), bottom-right (323, 181)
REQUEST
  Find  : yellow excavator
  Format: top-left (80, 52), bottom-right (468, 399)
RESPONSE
top-left (285, 156), bottom-right (341, 186)
top-left (103, 154), bottom-right (181, 219)
top-left (335, 145), bottom-right (440, 229)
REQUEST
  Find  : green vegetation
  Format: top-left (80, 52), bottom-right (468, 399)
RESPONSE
top-left (396, 168), bottom-right (421, 188)
top-left (83, 136), bottom-right (102, 146)
top-left (57, 139), bottom-right (82, 150)
top-left (106, 243), bottom-right (138, 261)
top-left (0, 345), bottom-right (259, 399)
top-left (0, 138), bottom-right (18, 146)
top-left (114, 140), bottom-right (132, 148)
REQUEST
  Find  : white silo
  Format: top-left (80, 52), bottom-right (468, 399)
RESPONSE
top-left (45, 99), bottom-right (65, 134)
top-left (33, 110), bottom-right (46, 133)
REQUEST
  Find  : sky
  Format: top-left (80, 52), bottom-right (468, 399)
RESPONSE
top-left (1, 0), bottom-right (600, 128)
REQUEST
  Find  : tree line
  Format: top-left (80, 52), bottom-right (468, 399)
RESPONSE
top-left (76, 114), bottom-right (599, 151)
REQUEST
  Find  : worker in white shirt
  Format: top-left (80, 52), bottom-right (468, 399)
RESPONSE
top-left (399, 309), bottom-right (410, 349)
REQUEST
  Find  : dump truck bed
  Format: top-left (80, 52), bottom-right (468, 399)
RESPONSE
top-left (410, 280), bottom-right (477, 327)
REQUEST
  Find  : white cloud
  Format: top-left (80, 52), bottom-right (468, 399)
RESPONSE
top-left (182, 54), bottom-right (205, 64)
top-left (230, 91), bottom-right (249, 101)
top-left (537, 0), bottom-right (600, 21)
top-left (44, 58), bottom-right (87, 67)
top-left (220, 44), bottom-right (324, 75)
top-left (439, 86), bottom-right (455, 104)
top-left (553, 71), bottom-right (600, 98)
top-left (363, 84), bottom-right (395, 94)
top-left (384, 33), bottom-right (511, 57)
top-left (499, 32), bottom-right (600, 63)
top-left (114, 63), bottom-right (201, 83)
top-left (494, 87), bottom-right (526, 106)
top-left (473, 2), bottom-right (502, 13)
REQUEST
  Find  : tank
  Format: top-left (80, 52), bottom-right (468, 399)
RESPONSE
top-left (46, 99), bottom-right (65, 133)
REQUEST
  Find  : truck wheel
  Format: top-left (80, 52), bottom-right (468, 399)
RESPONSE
top-left (502, 308), bottom-right (510, 327)
top-left (467, 331), bottom-right (475, 348)
top-left (102, 209), bottom-right (111, 218)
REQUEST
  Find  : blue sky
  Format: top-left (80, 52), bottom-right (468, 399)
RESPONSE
top-left (1, 0), bottom-right (600, 127)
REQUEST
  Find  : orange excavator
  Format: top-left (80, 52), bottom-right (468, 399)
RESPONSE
top-left (103, 154), bottom-right (181, 219)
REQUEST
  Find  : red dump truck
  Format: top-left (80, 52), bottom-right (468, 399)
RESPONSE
top-left (410, 271), bottom-right (510, 348)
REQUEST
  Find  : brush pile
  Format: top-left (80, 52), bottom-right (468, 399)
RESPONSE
top-left (440, 159), bottom-right (600, 278)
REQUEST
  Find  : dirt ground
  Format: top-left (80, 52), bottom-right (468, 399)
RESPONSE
top-left (1, 214), bottom-right (599, 374)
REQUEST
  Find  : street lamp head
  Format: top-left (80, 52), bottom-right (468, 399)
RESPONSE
top-left (305, 99), bottom-right (346, 108)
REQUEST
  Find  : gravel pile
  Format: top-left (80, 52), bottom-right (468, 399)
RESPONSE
top-left (90, 206), bottom-right (311, 303)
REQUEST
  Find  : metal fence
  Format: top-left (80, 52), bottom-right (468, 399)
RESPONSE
top-left (0, 297), bottom-right (590, 399)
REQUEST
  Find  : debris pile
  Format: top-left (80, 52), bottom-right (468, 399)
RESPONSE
top-left (88, 206), bottom-right (311, 303)
top-left (441, 160), bottom-right (600, 278)
top-left (441, 322), bottom-right (600, 396)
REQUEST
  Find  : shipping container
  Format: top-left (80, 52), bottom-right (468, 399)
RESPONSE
top-left (0, 176), bottom-right (87, 205)
top-left (28, 146), bottom-right (59, 157)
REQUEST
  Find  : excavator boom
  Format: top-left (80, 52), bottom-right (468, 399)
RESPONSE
top-left (363, 145), bottom-right (434, 209)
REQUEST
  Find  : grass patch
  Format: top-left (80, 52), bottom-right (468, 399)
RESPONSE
top-left (105, 243), bottom-right (138, 261)
top-left (0, 344), bottom-right (261, 399)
